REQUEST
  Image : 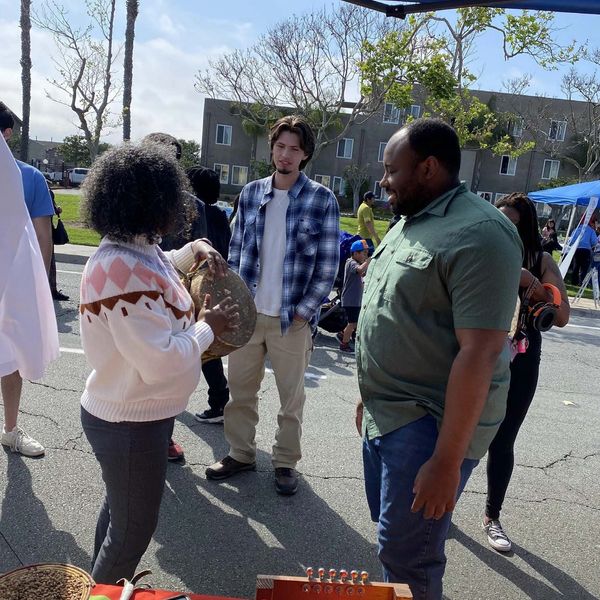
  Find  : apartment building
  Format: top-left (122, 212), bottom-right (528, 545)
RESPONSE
top-left (200, 92), bottom-right (588, 205)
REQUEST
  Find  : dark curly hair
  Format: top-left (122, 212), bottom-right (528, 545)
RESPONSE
top-left (495, 192), bottom-right (542, 270)
top-left (81, 142), bottom-right (190, 243)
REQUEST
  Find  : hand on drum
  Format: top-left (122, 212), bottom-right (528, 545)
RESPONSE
top-left (192, 239), bottom-right (228, 278)
top-left (198, 293), bottom-right (240, 337)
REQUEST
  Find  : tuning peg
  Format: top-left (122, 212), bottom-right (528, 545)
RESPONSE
top-left (306, 567), bottom-right (314, 580)
top-left (339, 569), bottom-right (348, 583)
top-left (329, 569), bottom-right (337, 580)
top-left (350, 570), bottom-right (359, 583)
top-left (360, 571), bottom-right (369, 584)
top-left (318, 567), bottom-right (325, 580)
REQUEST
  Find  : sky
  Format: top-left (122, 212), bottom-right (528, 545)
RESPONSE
top-left (0, 0), bottom-right (598, 145)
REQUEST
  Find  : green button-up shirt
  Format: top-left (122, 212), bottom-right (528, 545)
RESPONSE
top-left (357, 184), bottom-right (523, 459)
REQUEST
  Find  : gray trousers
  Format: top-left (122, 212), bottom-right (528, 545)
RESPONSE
top-left (81, 407), bottom-right (173, 584)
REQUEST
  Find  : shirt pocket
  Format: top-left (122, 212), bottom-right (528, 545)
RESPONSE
top-left (296, 217), bottom-right (320, 256)
top-left (382, 247), bottom-right (434, 308)
top-left (242, 213), bottom-right (257, 247)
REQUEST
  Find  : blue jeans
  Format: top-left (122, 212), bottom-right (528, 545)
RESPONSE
top-left (81, 407), bottom-right (174, 584)
top-left (363, 415), bottom-right (478, 600)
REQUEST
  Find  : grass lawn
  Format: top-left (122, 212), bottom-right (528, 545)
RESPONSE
top-left (54, 193), bottom-right (101, 246)
top-left (340, 215), bottom-right (389, 240)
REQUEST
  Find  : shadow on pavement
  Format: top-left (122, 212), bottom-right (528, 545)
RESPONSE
top-left (449, 524), bottom-right (597, 599)
top-left (0, 451), bottom-right (90, 570)
top-left (155, 422), bottom-right (379, 598)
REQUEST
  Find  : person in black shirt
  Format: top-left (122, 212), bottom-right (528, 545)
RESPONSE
top-left (187, 167), bottom-right (232, 424)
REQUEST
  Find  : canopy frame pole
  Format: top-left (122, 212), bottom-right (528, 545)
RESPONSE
top-left (341, 0), bottom-right (508, 18)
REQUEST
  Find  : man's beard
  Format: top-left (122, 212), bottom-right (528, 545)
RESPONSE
top-left (276, 166), bottom-right (292, 175)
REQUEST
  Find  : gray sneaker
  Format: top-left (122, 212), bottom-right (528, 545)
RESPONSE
top-left (483, 519), bottom-right (512, 552)
top-left (1, 426), bottom-right (45, 457)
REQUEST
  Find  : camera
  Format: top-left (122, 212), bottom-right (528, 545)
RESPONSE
top-left (526, 283), bottom-right (561, 332)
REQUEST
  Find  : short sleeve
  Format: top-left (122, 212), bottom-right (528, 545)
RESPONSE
top-left (29, 171), bottom-right (54, 218)
top-left (444, 220), bottom-right (523, 331)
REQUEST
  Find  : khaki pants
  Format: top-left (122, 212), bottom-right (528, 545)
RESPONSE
top-left (225, 314), bottom-right (313, 469)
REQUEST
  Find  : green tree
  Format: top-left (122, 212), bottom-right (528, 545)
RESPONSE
top-left (360, 8), bottom-right (580, 158)
top-left (178, 139), bottom-right (201, 171)
top-left (61, 134), bottom-right (92, 166)
top-left (249, 159), bottom-right (272, 181)
top-left (344, 163), bottom-right (371, 215)
top-left (61, 134), bottom-right (110, 166)
top-left (195, 4), bottom-right (403, 174)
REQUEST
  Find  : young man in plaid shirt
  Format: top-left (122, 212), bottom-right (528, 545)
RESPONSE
top-left (206, 115), bottom-right (340, 495)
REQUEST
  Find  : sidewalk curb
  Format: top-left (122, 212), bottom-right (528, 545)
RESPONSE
top-left (55, 251), bottom-right (90, 266)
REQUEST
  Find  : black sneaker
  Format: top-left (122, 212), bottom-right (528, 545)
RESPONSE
top-left (275, 468), bottom-right (298, 495)
top-left (52, 290), bottom-right (70, 301)
top-left (195, 409), bottom-right (224, 424)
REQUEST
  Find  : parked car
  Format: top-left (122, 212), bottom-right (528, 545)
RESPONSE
top-left (67, 167), bottom-right (90, 186)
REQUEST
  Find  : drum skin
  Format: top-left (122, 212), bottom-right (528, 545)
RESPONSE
top-left (181, 262), bottom-right (257, 362)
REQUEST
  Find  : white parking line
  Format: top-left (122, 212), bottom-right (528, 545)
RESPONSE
top-left (564, 323), bottom-right (600, 331)
top-left (60, 347), bottom-right (85, 354)
top-left (57, 269), bottom-right (82, 275)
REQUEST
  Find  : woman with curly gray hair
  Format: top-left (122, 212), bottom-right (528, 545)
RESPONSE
top-left (79, 142), bottom-right (238, 584)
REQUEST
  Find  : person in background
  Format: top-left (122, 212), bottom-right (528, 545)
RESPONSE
top-left (357, 119), bottom-right (522, 600)
top-left (568, 215), bottom-right (598, 286)
top-left (356, 191), bottom-right (381, 253)
top-left (186, 166), bottom-right (232, 424)
top-left (141, 131), bottom-right (206, 461)
top-left (483, 193), bottom-right (570, 552)
top-left (338, 239), bottom-right (370, 354)
top-left (79, 142), bottom-right (238, 584)
top-left (540, 218), bottom-right (562, 254)
top-left (0, 101), bottom-right (55, 457)
top-left (49, 189), bottom-right (70, 301)
top-left (206, 115), bottom-right (340, 496)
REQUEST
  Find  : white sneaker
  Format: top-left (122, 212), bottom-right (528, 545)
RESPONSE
top-left (1, 426), bottom-right (45, 457)
top-left (483, 519), bottom-right (512, 552)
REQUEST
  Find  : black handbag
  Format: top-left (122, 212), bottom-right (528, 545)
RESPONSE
top-left (52, 217), bottom-right (69, 245)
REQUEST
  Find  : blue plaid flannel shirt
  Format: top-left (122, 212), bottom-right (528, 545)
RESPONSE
top-left (229, 172), bottom-right (340, 334)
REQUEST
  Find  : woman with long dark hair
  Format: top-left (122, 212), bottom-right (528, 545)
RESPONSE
top-left (483, 193), bottom-right (570, 552)
top-left (541, 218), bottom-right (562, 254)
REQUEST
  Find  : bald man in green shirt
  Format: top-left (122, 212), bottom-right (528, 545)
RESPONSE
top-left (356, 119), bottom-right (522, 600)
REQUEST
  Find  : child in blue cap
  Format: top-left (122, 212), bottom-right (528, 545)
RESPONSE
top-left (338, 239), bottom-right (371, 353)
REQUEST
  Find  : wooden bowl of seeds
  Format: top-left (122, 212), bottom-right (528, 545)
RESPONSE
top-left (0, 563), bottom-right (94, 600)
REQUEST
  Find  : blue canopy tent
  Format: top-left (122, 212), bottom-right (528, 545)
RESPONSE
top-left (341, 0), bottom-right (600, 18)
top-left (529, 180), bottom-right (600, 207)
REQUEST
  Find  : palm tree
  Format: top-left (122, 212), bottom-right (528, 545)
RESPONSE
top-left (122, 0), bottom-right (139, 141)
top-left (20, 0), bottom-right (32, 162)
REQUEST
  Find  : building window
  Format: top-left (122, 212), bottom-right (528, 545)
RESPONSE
top-left (477, 191), bottom-right (494, 203)
top-left (378, 142), bottom-right (387, 163)
top-left (408, 104), bottom-right (421, 119)
top-left (548, 120), bottom-right (566, 142)
top-left (214, 163), bottom-right (229, 184)
top-left (499, 155), bottom-right (517, 176)
top-left (494, 193), bottom-right (508, 203)
top-left (374, 181), bottom-right (387, 200)
top-left (332, 176), bottom-right (344, 195)
top-left (314, 174), bottom-right (331, 188)
top-left (542, 159), bottom-right (560, 180)
top-left (336, 138), bottom-right (353, 159)
top-left (383, 102), bottom-right (400, 124)
top-left (511, 117), bottom-right (524, 138)
top-left (231, 165), bottom-right (248, 186)
top-left (216, 124), bottom-right (232, 145)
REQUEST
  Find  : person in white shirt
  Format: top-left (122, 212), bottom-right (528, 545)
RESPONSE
top-left (79, 142), bottom-right (238, 584)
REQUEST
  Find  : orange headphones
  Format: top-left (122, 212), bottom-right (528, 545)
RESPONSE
top-left (528, 283), bottom-right (561, 332)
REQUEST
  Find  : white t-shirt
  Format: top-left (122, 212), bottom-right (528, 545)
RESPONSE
top-left (254, 187), bottom-right (289, 316)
